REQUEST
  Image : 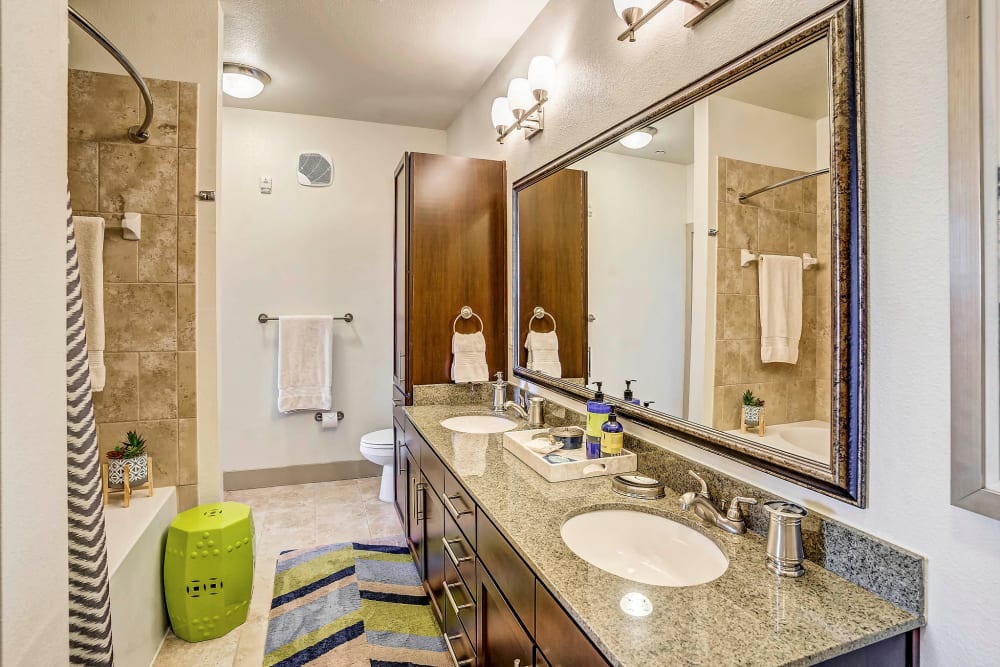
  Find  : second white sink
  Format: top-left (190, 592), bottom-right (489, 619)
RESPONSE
top-left (440, 415), bottom-right (518, 434)
top-left (561, 509), bottom-right (728, 587)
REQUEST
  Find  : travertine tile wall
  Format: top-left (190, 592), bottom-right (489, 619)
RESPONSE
top-left (68, 69), bottom-right (199, 511)
top-left (712, 156), bottom-right (831, 430)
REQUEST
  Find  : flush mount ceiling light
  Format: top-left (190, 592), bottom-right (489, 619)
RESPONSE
top-left (222, 62), bottom-right (271, 99)
top-left (614, 0), bottom-right (731, 42)
top-left (491, 56), bottom-right (556, 144)
top-left (619, 127), bottom-right (658, 149)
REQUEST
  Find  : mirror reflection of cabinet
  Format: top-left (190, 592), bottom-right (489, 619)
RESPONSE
top-left (512, 1), bottom-right (867, 506)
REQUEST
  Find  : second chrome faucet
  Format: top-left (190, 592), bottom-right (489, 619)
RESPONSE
top-left (679, 470), bottom-right (757, 535)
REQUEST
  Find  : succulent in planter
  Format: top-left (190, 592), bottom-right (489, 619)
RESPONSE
top-left (742, 389), bottom-right (765, 407)
top-left (106, 430), bottom-right (149, 489)
top-left (741, 390), bottom-right (766, 431)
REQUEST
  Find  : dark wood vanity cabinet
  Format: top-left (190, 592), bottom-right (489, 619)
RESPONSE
top-left (477, 558), bottom-right (535, 667)
top-left (392, 153), bottom-right (508, 404)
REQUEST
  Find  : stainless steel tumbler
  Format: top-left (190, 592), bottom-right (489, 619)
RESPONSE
top-left (764, 500), bottom-right (808, 577)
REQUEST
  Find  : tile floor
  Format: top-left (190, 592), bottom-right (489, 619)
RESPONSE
top-left (152, 476), bottom-right (402, 666)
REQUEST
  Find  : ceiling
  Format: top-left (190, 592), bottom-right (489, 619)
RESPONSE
top-left (602, 39), bottom-right (829, 164)
top-left (221, 0), bottom-right (551, 129)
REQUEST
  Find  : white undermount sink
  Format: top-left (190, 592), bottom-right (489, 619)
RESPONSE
top-left (561, 510), bottom-right (729, 587)
top-left (440, 415), bottom-right (518, 434)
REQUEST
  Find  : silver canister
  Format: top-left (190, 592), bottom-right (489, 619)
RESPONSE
top-left (527, 396), bottom-right (545, 428)
top-left (764, 501), bottom-right (808, 578)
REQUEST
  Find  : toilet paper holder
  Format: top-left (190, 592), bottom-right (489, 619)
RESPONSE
top-left (315, 411), bottom-right (345, 422)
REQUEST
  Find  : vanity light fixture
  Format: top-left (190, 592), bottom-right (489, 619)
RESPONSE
top-left (613, 0), bottom-right (731, 42)
top-left (492, 56), bottom-right (556, 144)
top-left (222, 62), bottom-right (271, 99)
top-left (619, 127), bottom-right (657, 149)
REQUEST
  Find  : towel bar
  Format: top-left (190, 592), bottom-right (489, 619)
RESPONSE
top-left (258, 313), bottom-right (354, 323)
top-left (740, 250), bottom-right (818, 271)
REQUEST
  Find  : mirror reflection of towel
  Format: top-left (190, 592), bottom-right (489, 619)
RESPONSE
top-left (758, 255), bottom-right (803, 364)
top-left (525, 331), bottom-right (562, 377)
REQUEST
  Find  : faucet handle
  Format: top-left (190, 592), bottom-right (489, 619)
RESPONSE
top-left (494, 371), bottom-right (505, 383)
top-left (726, 496), bottom-right (758, 521)
top-left (688, 470), bottom-right (710, 499)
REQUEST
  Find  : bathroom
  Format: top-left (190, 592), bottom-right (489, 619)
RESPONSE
top-left (2, 0), bottom-right (1000, 665)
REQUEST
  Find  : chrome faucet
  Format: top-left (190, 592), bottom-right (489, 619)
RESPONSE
top-left (679, 470), bottom-right (757, 535)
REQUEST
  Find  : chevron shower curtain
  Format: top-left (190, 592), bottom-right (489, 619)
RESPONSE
top-left (66, 187), bottom-right (115, 664)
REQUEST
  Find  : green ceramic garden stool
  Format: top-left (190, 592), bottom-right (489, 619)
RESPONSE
top-left (163, 501), bottom-right (255, 642)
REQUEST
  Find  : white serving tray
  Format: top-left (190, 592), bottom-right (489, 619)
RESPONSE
top-left (502, 429), bottom-right (637, 482)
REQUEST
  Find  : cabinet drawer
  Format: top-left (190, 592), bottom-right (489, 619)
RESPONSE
top-left (443, 553), bottom-right (477, 650)
top-left (476, 509), bottom-right (534, 637)
top-left (443, 510), bottom-right (476, 593)
top-left (443, 614), bottom-right (476, 667)
top-left (535, 583), bottom-right (609, 666)
top-left (443, 468), bottom-right (477, 549)
top-left (393, 386), bottom-right (407, 423)
top-left (421, 443), bottom-right (445, 494)
top-left (403, 420), bottom-right (422, 463)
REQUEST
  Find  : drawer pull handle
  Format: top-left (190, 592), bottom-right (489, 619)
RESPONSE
top-left (442, 537), bottom-right (473, 566)
top-left (442, 492), bottom-right (473, 519)
top-left (443, 632), bottom-right (474, 667)
top-left (414, 481), bottom-right (425, 521)
top-left (444, 580), bottom-right (476, 614)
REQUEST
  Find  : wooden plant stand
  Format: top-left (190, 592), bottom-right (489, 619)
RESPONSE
top-left (741, 410), bottom-right (766, 437)
top-left (102, 457), bottom-right (155, 508)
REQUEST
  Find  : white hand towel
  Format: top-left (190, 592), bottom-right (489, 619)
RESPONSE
top-left (73, 216), bottom-right (106, 392)
top-left (525, 331), bottom-right (562, 377)
top-left (278, 316), bottom-right (335, 413)
top-left (451, 331), bottom-right (489, 383)
top-left (758, 255), bottom-right (803, 364)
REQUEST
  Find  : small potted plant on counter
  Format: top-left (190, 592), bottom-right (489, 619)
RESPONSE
top-left (741, 390), bottom-right (766, 436)
top-left (104, 431), bottom-right (151, 506)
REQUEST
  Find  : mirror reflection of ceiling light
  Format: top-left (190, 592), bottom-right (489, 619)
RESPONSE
top-left (491, 56), bottom-right (556, 144)
top-left (619, 127), bottom-right (658, 149)
top-left (613, 0), bottom-right (732, 42)
top-left (222, 62), bottom-right (271, 99)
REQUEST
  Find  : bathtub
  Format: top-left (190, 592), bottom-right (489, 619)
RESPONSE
top-left (727, 420), bottom-right (830, 465)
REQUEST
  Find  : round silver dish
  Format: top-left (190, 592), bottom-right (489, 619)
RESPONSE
top-left (612, 474), bottom-right (666, 500)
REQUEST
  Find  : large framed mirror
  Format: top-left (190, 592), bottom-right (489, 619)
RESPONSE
top-left (512, 1), bottom-right (866, 505)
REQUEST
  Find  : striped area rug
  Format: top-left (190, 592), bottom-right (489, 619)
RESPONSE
top-left (264, 537), bottom-right (448, 667)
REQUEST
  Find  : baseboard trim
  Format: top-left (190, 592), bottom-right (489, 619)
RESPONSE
top-left (223, 460), bottom-right (382, 491)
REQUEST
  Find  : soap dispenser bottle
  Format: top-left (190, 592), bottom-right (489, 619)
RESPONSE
top-left (586, 382), bottom-right (611, 459)
top-left (624, 379), bottom-right (640, 405)
top-left (601, 406), bottom-right (624, 457)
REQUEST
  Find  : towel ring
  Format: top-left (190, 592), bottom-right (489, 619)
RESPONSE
top-left (528, 306), bottom-right (557, 333)
top-left (452, 306), bottom-right (484, 334)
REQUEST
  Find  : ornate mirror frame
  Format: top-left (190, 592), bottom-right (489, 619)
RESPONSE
top-left (512, 1), bottom-right (867, 505)
top-left (948, 0), bottom-right (1000, 519)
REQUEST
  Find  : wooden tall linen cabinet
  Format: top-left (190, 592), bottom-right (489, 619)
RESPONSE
top-left (393, 153), bottom-right (507, 405)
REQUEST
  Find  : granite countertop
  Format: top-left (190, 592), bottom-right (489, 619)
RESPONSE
top-left (405, 404), bottom-right (921, 667)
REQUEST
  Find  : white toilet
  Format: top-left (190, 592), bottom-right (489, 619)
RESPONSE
top-left (360, 429), bottom-right (395, 502)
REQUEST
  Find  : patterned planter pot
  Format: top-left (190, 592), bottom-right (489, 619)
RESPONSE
top-left (107, 454), bottom-right (149, 489)
top-left (742, 405), bottom-right (765, 428)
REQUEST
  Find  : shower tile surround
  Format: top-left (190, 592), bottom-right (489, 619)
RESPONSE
top-left (713, 157), bottom-right (833, 430)
top-left (68, 69), bottom-right (199, 510)
top-left (415, 384), bottom-right (925, 617)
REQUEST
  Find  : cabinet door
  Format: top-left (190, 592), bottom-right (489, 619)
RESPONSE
top-left (405, 448), bottom-right (423, 578)
top-left (535, 582), bottom-right (609, 666)
top-left (423, 474), bottom-right (446, 626)
top-left (393, 156), bottom-right (409, 397)
top-left (393, 428), bottom-right (407, 525)
top-left (476, 560), bottom-right (534, 667)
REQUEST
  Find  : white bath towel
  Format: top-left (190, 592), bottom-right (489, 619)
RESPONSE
top-left (451, 332), bottom-right (489, 383)
top-left (278, 316), bottom-right (334, 413)
top-left (73, 216), bottom-right (106, 392)
top-left (525, 331), bottom-right (562, 377)
top-left (758, 254), bottom-right (803, 364)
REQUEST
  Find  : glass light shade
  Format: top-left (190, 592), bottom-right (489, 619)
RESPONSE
top-left (613, 0), bottom-right (658, 19)
top-left (528, 56), bottom-right (556, 96)
top-left (222, 64), bottom-right (270, 99)
top-left (619, 130), bottom-right (654, 149)
top-left (507, 78), bottom-right (534, 114)
top-left (491, 97), bottom-right (516, 129)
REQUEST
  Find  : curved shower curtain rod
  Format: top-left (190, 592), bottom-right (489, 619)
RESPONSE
top-left (68, 5), bottom-right (153, 143)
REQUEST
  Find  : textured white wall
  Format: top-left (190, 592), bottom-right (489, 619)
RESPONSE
top-left (219, 108), bottom-right (445, 473)
top-left (577, 151), bottom-right (689, 412)
top-left (446, 1), bottom-right (1000, 663)
top-left (69, 0), bottom-right (225, 503)
top-left (0, 0), bottom-right (70, 663)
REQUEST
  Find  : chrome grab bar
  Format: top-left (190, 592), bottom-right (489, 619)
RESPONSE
top-left (442, 492), bottom-right (473, 519)
top-left (442, 537), bottom-right (473, 567)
